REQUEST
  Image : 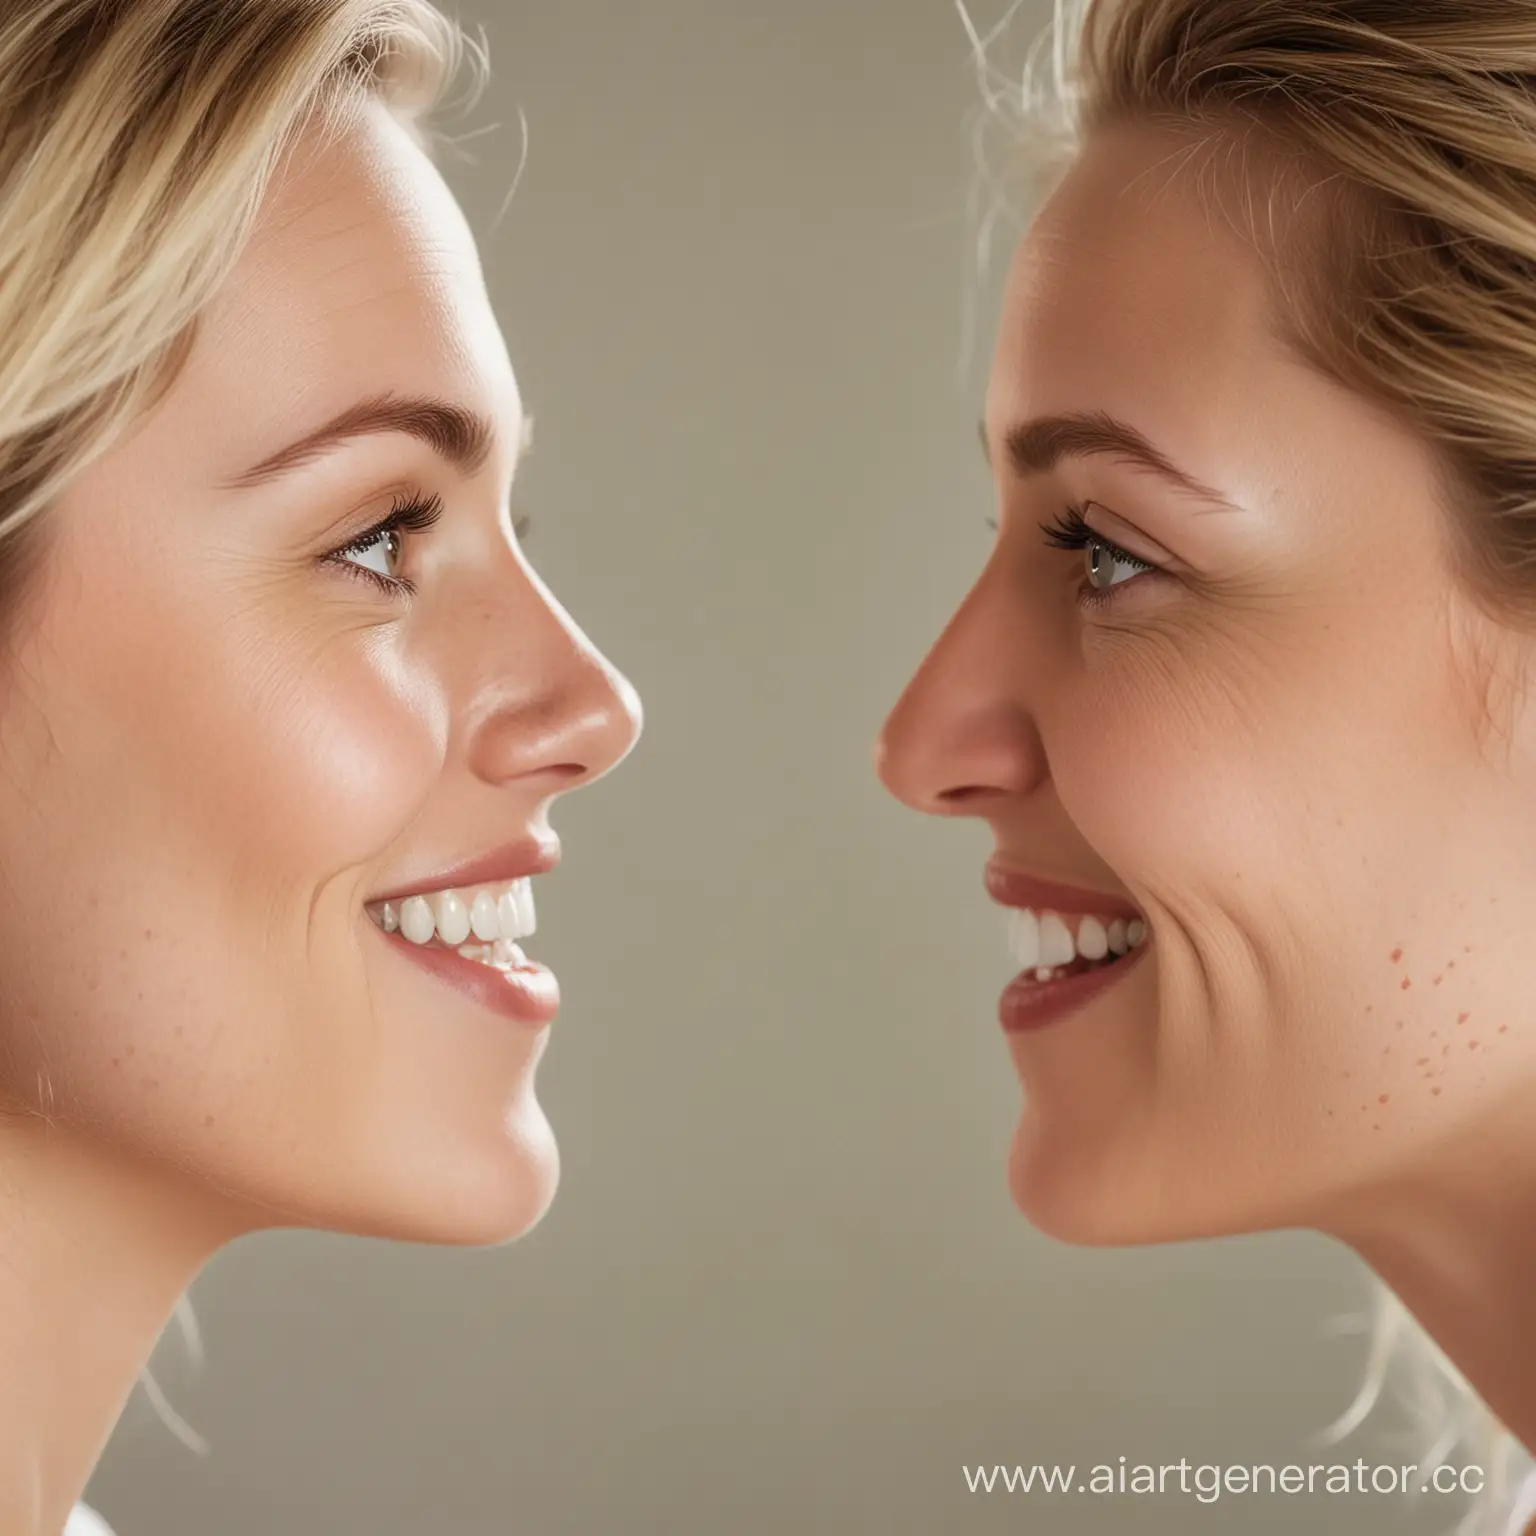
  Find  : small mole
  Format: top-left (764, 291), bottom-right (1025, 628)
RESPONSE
top-left (1390, 947), bottom-right (1403, 963)
top-left (1430, 1031), bottom-right (1438, 1039)
top-left (1395, 1019), bottom-right (1405, 1031)
top-left (1401, 977), bottom-right (1412, 990)
top-left (1432, 1087), bottom-right (1443, 1096)
top-left (1469, 1040), bottom-right (1481, 1051)
top-left (110, 1057), bottom-right (121, 1069)
top-left (1447, 960), bottom-right (1456, 969)
top-left (1365, 1005), bottom-right (1373, 1014)
top-left (1378, 1094), bottom-right (1390, 1104)
top-left (1458, 1012), bottom-right (1471, 1025)
top-left (1432, 975), bottom-right (1443, 986)
top-left (1464, 945), bottom-right (1473, 953)
top-left (1498, 1024), bottom-right (1509, 1034)
top-left (143, 927), bottom-right (153, 939)
top-left (1360, 1103), bottom-right (1369, 1112)
top-left (1416, 1058), bottom-right (1430, 1066)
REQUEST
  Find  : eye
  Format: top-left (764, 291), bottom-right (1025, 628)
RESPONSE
top-left (1036, 501), bottom-right (1163, 610)
top-left (324, 490), bottom-right (444, 598)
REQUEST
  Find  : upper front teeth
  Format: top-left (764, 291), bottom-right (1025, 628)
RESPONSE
top-left (371, 878), bottom-right (536, 946)
top-left (1008, 908), bottom-right (1146, 971)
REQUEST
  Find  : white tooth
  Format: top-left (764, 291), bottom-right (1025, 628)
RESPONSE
top-left (1075, 915), bottom-right (1109, 962)
top-left (457, 942), bottom-right (493, 962)
top-left (400, 895), bottom-right (435, 945)
top-left (492, 936), bottom-right (518, 967)
top-left (1009, 909), bottom-right (1041, 970)
top-left (497, 889), bottom-right (524, 941)
top-left (430, 890), bottom-right (471, 946)
top-left (1106, 918), bottom-right (1128, 956)
top-left (1127, 918), bottom-right (1147, 948)
top-left (469, 890), bottom-right (501, 942)
top-left (1039, 911), bottom-right (1076, 968)
top-left (513, 878), bottom-right (536, 937)
top-left (381, 901), bottom-right (399, 934)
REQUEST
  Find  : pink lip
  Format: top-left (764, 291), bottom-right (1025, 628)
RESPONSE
top-left (368, 834), bottom-right (560, 905)
top-left (999, 940), bottom-right (1149, 1035)
top-left (984, 860), bottom-right (1144, 921)
top-left (373, 927), bottom-right (560, 1027)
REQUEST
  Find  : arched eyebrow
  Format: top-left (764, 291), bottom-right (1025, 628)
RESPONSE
top-left (221, 391), bottom-right (511, 491)
top-left (979, 409), bottom-right (1243, 517)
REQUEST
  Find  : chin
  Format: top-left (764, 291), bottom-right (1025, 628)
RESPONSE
top-left (320, 1098), bottom-right (563, 1247)
top-left (1006, 1116), bottom-right (1225, 1248)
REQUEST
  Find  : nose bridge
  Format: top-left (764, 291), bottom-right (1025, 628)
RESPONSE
top-left (876, 564), bottom-right (1045, 815)
top-left (456, 553), bottom-right (642, 791)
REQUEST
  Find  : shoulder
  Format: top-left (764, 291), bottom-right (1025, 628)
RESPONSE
top-left (65, 1505), bottom-right (116, 1536)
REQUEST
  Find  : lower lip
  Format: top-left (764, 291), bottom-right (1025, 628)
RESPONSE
top-left (373, 928), bottom-right (560, 1026)
top-left (999, 939), bottom-right (1149, 1035)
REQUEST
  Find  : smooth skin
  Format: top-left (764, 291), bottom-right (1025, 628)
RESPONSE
top-left (0, 97), bottom-right (640, 1532)
top-left (877, 124), bottom-right (1536, 1450)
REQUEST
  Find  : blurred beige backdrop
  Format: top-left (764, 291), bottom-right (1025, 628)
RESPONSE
top-left (87, 2), bottom-right (1427, 1533)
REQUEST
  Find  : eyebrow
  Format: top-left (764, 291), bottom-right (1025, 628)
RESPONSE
top-left (980, 409), bottom-right (1243, 516)
top-left (221, 391), bottom-right (502, 491)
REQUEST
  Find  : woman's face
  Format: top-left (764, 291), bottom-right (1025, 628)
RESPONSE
top-left (877, 124), bottom-right (1536, 1246)
top-left (0, 99), bottom-right (641, 1246)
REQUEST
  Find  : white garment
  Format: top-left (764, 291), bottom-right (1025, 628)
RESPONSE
top-left (1507, 1468), bottom-right (1536, 1536)
top-left (64, 1505), bottom-right (114, 1536)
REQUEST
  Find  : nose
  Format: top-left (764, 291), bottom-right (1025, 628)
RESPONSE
top-left (462, 558), bottom-right (642, 795)
top-left (875, 568), bottom-right (1045, 817)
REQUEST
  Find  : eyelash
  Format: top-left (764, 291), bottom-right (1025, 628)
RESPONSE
top-left (324, 492), bottom-right (535, 598)
top-left (986, 501), bottom-right (1161, 611)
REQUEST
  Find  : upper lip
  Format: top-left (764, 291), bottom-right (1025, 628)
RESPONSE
top-left (366, 834), bottom-right (560, 905)
top-left (984, 859), bottom-right (1144, 921)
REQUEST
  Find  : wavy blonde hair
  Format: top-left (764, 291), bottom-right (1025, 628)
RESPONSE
top-left (0, 0), bottom-right (492, 1447)
top-left (956, 0), bottom-right (1536, 1530)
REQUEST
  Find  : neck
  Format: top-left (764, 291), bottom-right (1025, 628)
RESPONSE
top-left (0, 1122), bottom-right (242, 1535)
top-left (1326, 1096), bottom-right (1536, 1458)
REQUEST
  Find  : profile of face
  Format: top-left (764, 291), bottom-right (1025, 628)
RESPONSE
top-left (878, 124), bottom-right (1536, 1248)
top-left (0, 97), bottom-right (641, 1247)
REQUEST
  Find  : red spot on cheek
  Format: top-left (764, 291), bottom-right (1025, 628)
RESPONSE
top-left (1390, 947), bottom-right (1403, 963)
top-left (1416, 1057), bottom-right (1430, 1066)
top-left (1378, 1094), bottom-right (1390, 1104)
top-left (1401, 977), bottom-right (1412, 990)
top-left (1469, 1040), bottom-right (1481, 1051)
top-left (1498, 1025), bottom-right (1509, 1034)
top-left (1458, 1013), bottom-right (1471, 1025)
top-left (1432, 1087), bottom-right (1443, 1096)
top-left (1432, 975), bottom-right (1443, 985)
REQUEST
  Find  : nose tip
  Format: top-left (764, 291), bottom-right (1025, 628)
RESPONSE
top-left (531, 648), bottom-right (643, 791)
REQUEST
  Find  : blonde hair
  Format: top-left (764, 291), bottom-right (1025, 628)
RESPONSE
top-left (957, 0), bottom-right (1536, 1529)
top-left (0, 0), bottom-right (490, 649)
top-left (0, 0), bottom-right (490, 1447)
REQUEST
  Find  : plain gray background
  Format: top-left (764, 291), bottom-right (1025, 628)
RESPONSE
top-left (86, 2), bottom-right (1449, 1532)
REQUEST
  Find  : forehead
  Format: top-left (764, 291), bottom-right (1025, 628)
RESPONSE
top-left (988, 126), bottom-right (1287, 456)
top-left (145, 98), bottom-right (517, 475)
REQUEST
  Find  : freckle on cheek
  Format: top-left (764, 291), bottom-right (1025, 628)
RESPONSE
top-left (1469, 1040), bottom-right (1480, 1051)
top-left (1457, 1012), bottom-right (1470, 1025)
top-left (1390, 947), bottom-right (1403, 963)
top-left (1378, 1094), bottom-right (1390, 1104)
top-left (1432, 1087), bottom-right (1443, 1096)
top-left (1401, 977), bottom-right (1412, 990)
